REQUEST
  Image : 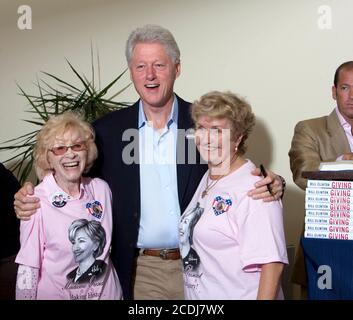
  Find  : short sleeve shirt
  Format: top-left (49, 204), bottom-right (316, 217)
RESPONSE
top-left (16, 174), bottom-right (122, 300)
top-left (180, 160), bottom-right (288, 300)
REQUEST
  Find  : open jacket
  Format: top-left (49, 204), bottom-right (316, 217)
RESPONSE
top-left (91, 95), bottom-right (207, 299)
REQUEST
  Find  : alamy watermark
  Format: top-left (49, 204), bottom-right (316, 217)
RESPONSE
top-left (17, 5), bottom-right (32, 30)
top-left (317, 264), bottom-right (332, 290)
top-left (16, 4), bottom-right (333, 31)
top-left (317, 5), bottom-right (332, 30)
top-left (122, 127), bottom-right (233, 175)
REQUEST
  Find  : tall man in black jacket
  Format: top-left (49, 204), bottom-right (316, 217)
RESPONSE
top-left (0, 163), bottom-right (21, 299)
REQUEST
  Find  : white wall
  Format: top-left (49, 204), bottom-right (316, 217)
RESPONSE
top-left (1, 0), bottom-right (352, 251)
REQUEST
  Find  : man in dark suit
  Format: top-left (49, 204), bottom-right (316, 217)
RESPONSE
top-left (14, 25), bottom-right (285, 300)
top-left (0, 163), bottom-right (21, 299)
top-left (92, 94), bottom-right (206, 299)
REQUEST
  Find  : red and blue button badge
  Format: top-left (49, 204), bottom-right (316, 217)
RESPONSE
top-left (212, 196), bottom-right (232, 216)
top-left (86, 200), bottom-right (103, 219)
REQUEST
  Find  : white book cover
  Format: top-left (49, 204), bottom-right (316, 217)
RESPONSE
top-left (305, 194), bottom-right (353, 203)
top-left (304, 231), bottom-right (353, 240)
top-left (305, 216), bottom-right (353, 226)
top-left (319, 160), bottom-right (353, 171)
top-left (305, 202), bottom-right (351, 211)
top-left (305, 223), bottom-right (353, 233)
top-left (306, 188), bottom-right (353, 197)
top-left (306, 210), bottom-right (352, 218)
top-left (307, 180), bottom-right (353, 189)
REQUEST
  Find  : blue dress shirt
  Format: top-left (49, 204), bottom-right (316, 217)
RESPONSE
top-left (137, 96), bottom-right (181, 249)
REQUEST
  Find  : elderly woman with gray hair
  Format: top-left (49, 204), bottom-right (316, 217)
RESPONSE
top-left (15, 112), bottom-right (122, 300)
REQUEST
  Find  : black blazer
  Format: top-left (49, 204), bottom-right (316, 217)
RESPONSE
top-left (0, 163), bottom-right (21, 260)
top-left (66, 260), bottom-right (107, 284)
top-left (91, 95), bottom-right (207, 299)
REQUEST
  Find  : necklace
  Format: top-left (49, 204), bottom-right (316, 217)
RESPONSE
top-left (201, 174), bottom-right (224, 198)
top-left (201, 152), bottom-right (239, 199)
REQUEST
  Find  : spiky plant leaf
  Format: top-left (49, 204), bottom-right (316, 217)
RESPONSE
top-left (1, 54), bottom-right (131, 183)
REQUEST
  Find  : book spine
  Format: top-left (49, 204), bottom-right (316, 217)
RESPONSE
top-left (307, 180), bottom-right (353, 189)
top-left (306, 188), bottom-right (353, 196)
top-left (305, 202), bottom-right (352, 210)
top-left (305, 216), bottom-right (353, 226)
top-left (306, 210), bottom-right (353, 217)
top-left (305, 223), bottom-right (353, 232)
top-left (305, 195), bottom-right (353, 203)
top-left (304, 231), bottom-right (353, 240)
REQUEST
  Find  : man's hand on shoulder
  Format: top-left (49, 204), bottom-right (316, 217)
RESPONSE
top-left (248, 167), bottom-right (285, 202)
top-left (14, 182), bottom-right (40, 221)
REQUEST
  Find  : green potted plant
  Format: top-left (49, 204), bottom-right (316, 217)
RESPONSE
top-left (0, 55), bottom-right (132, 184)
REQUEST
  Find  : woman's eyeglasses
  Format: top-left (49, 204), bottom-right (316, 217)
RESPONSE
top-left (50, 142), bottom-right (87, 156)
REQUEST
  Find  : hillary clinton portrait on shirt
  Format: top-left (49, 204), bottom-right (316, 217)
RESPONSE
top-left (66, 219), bottom-right (107, 284)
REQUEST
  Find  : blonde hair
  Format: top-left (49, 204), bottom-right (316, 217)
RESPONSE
top-left (191, 91), bottom-right (255, 155)
top-left (34, 112), bottom-right (98, 180)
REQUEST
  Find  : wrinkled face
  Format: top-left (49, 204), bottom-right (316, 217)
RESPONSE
top-left (195, 116), bottom-right (239, 168)
top-left (332, 69), bottom-right (353, 122)
top-left (47, 129), bottom-right (87, 188)
top-left (129, 42), bottom-right (180, 110)
top-left (71, 228), bottom-right (98, 263)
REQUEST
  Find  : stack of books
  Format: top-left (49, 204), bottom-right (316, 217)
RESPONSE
top-left (304, 179), bottom-right (353, 240)
top-left (319, 160), bottom-right (353, 171)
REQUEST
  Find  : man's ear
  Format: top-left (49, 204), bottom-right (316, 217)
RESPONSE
top-left (332, 85), bottom-right (337, 101)
top-left (175, 62), bottom-right (181, 78)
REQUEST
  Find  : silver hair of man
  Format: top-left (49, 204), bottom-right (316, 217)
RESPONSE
top-left (125, 24), bottom-right (181, 65)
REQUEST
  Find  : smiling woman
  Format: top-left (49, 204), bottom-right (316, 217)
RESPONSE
top-left (179, 91), bottom-right (288, 300)
top-left (34, 112), bottom-right (98, 186)
top-left (15, 112), bottom-right (122, 300)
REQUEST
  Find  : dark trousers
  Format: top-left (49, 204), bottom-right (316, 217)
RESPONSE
top-left (0, 255), bottom-right (18, 300)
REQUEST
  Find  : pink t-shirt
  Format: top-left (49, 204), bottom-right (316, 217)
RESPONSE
top-left (180, 160), bottom-right (288, 300)
top-left (16, 174), bottom-right (122, 300)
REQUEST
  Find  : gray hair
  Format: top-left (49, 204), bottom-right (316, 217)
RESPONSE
top-left (125, 24), bottom-right (180, 65)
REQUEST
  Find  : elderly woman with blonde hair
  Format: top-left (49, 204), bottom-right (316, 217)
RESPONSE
top-left (15, 112), bottom-right (122, 300)
top-left (179, 91), bottom-right (288, 300)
